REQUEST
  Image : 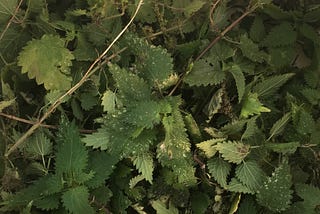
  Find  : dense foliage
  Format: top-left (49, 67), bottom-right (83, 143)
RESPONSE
top-left (1, 0), bottom-right (320, 213)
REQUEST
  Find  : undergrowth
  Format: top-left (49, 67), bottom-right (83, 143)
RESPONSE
top-left (1, 0), bottom-right (320, 213)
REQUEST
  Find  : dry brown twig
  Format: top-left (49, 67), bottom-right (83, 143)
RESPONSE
top-left (0, 112), bottom-right (95, 134)
top-left (0, 0), bottom-right (24, 42)
top-left (5, 0), bottom-right (144, 158)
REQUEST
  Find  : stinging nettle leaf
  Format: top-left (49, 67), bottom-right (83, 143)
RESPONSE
top-left (18, 34), bottom-right (74, 90)
top-left (184, 58), bottom-right (225, 86)
top-left (227, 64), bottom-right (245, 103)
top-left (294, 183), bottom-right (320, 211)
top-left (252, 73), bottom-right (295, 98)
top-left (133, 153), bottom-right (154, 184)
top-left (55, 120), bottom-right (88, 176)
top-left (240, 93), bottom-right (271, 119)
top-left (227, 178), bottom-right (254, 194)
top-left (101, 90), bottom-right (117, 113)
top-left (241, 116), bottom-right (258, 140)
top-left (256, 163), bottom-right (293, 212)
top-left (124, 34), bottom-right (173, 84)
top-left (262, 22), bottom-right (297, 47)
top-left (196, 138), bottom-right (225, 158)
top-left (0, 99), bottom-right (15, 112)
top-left (207, 157), bottom-right (231, 187)
top-left (25, 131), bottom-right (52, 157)
top-left (151, 200), bottom-right (179, 214)
top-left (250, 16), bottom-right (265, 42)
top-left (214, 141), bottom-right (250, 164)
top-left (268, 112), bottom-right (291, 140)
top-left (239, 34), bottom-right (267, 63)
top-left (265, 142), bottom-right (300, 154)
top-left (235, 161), bottom-right (266, 192)
top-left (62, 186), bottom-right (94, 214)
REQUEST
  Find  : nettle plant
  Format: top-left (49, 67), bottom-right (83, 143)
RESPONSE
top-left (1, 0), bottom-right (320, 213)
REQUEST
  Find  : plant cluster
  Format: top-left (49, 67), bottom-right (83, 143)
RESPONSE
top-left (1, 0), bottom-right (320, 213)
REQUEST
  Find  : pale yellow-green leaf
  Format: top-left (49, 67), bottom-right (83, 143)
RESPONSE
top-left (240, 92), bottom-right (271, 119)
top-left (101, 90), bottom-right (117, 113)
top-left (196, 138), bottom-right (225, 158)
top-left (214, 141), bottom-right (250, 164)
top-left (151, 200), bottom-right (179, 214)
top-left (0, 99), bottom-right (15, 112)
top-left (18, 34), bottom-right (74, 90)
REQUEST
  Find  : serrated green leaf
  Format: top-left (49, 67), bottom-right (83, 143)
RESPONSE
top-left (184, 58), bottom-right (225, 86)
top-left (261, 3), bottom-right (291, 20)
top-left (294, 183), bottom-right (320, 212)
top-left (239, 35), bottom-right (267, 63)
top-left (262, 22), bottom-right (297, 47)
top-left (190, 192), bottom-right (210, 214)
top-left (295, 109), bottom-right (315, 135)
top-left (268, 112), bottom-right (291, 140)
top-left (227, 64), bottom-right (245, 102)
top-left (207, 157), bottom-right (231, 187)
top-left (33, 193), bottom-right (60, 211)
top-left (250, 16), bottom-right (265, 42)
top-left (9, 174), bottom-right (64, 208)
top-left (133, 153), bottom-right (154, 184)
top-left (125, 100), bottom-right (162, 129)
top-left (241, 116), bottom-right (258, 140)
top-left (151, 200), bottom-right (179, 214)
top-left (235, 161), bottom-right (266, 192)
top-left (268, 46), bottom-right (296, 68)
top-left (101, 90), bottom-right (117, 113)
top-left (128, 1), bottom-right (156, 23)
top-left (71, 98), bottom-right (83, 120)
top-left (25, 131), bottom-right (52, 157)
top-left (253, 73), bottom-right (295, 98)
top-left (82, 128), bottom-right (111, 150)
top-left (265, 142), bottom-right (300, 154)
top-left (91, 186), bottom-right (113, 204)
top-left (221, 120), bottom-right (247, 135)
top-left (256, 163), bottom-right (293, 212)
top-left (214, 141), bottom-right (250, 164)
top-left (238, 197), bottom-right (258, 214)
top-left (55, 120), bottom-right (88, 176)
top-left (240, 93), bottom-right (271, 119)
top-left (184, 1), bottom-right (206, 17)
top-left (211, 41), bottom-right (235, 61)
top-left (124, 34), bottom-right (173, 84)
top-left (157, 97), bottom-right (196, 186)
top-left (129, 174), bottom-right (145, 189)
top-left (62, 186), bottom-right (94, 214)
top-left (196, 138), bottom-right (225, 158)
top-left (209, 1), bottom-right (229, 29)
top-left (227, 178), bottom-right (254, 194)
top-left (301, 88), bottom-right (320, 105)
top-left (109, 63), bottom-right (151, 103)
top-left (18, 34), bottom-right (74, 90)
top-left (73, 32), bottom-right (96, 61)
top-left (85, 151), bottom-right (118, 188)
top-left (79, 92), bottom-right (98, 111)
top-left (299, 23), bottom-right (320, 45)
top-left (0, 99), bottom-right (15, 112)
